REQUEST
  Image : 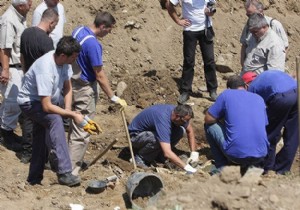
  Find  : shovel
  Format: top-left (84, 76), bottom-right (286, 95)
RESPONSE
top-left (120, 107), bottom-right (137, 170)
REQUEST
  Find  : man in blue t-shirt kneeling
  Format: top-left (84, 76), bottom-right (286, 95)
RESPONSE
top-left (204, 75), bottom-right (269, 174)
top-left (128, 104), bottom-right (198, 174)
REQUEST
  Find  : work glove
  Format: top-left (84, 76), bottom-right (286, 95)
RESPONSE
top-left (78, 117), bottom-right (102, 135)
top-left (187, 151), bottom-right (199, 166)
top-left (184, 164), bottom-right (197, 174)
top-left (84, 115), bottom-right (103, 134)
top-left (111, 95), bottom-right (127, 107)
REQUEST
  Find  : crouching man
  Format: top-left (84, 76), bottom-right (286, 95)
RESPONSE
top-left (128, 104), bottom-right (199, 174)
top-left (204, 75), bottom-right (269, 174)
top-left (17, 36), bottom-right (84, 187)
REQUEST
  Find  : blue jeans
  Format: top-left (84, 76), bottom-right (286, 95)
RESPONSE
top-left (204, 123), bottom-right (264, 169)
top-left (20, 101), bottom-right (72, 184)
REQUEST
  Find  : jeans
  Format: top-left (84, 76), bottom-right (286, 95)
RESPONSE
top-left (204, 123), bottom-right (264, 169)
top-left (20, 101), bottom-right (72, 184)
top-left (181, 29), bottom-right (218, 93)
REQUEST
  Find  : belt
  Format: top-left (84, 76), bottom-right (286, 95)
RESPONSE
top-left (9, 64), bottom-right (22, 68)
top-left (0, 63), bottom-right (22, 68)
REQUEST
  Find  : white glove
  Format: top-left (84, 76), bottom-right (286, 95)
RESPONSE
top-left (184, 164), bottom-right (197, 174)
top-left (187, 151), bottom-right (199, 164)
top-left (111, 95), bottom-right (127, 107)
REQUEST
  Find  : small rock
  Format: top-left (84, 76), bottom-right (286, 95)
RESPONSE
top-left (269, 194), bottom-right (279, 203)
top-left (177, 195), bottom-right (193, 203)
top-left (116, 81), bottom-right (127, 97)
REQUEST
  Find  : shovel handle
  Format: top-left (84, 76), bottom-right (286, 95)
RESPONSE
top-left (120, 108), bottom-right (137, 170)
top-left (87, 139), bottom-right (118, 168)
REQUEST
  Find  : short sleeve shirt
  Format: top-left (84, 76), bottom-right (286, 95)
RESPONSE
top-left (170, 0), bottom-right (213, 31)
top-left (248, 70), bottom-right (297, 102)
top-left (20, 27), bottom-right (54, 72)
top-left (17, 51), bottom-right (73, 105)
top-left (72, 26), bottom-right (102, 82)
top-left (0, 5), bottom-right (27, 64)
top-left (208, 89), bottom-right (269, 158)
top-left (128, 104), bottom-right (189, 144)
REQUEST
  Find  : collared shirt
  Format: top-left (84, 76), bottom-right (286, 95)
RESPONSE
top-left (170, 0), bottom-right (213, 31)
top-left (240, 15), bottom-right (289, 49)
top-left (0, 5), bottom-right (27, 65)
top-left (243, 28), bottom-right (286, 74)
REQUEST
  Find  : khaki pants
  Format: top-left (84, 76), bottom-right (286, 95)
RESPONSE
top-left (68, 77), bottom-right (98, 170)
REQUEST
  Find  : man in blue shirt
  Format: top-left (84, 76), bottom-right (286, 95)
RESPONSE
top-left (242, 70), bottom-right (298, 174)
top-left (68, 12), bottom-right (127, 174)
top-left (204, 75), bottom-right (269, 174)
top-left (128, 104), bottom-right (198, 173)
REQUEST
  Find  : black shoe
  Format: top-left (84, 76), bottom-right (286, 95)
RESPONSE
top-left (209, 90), bottom-right (218, 101)
top-left (57, 172), bottom-right (81, 187)
top-left (0, 128), bottom-right (24, 152)
top-left (177, 92), bottom-right (190, 104)
top-left (19, 150), bottom-right (32, 164)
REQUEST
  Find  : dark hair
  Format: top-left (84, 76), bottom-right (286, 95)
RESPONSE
top-left (41, 8), bottom-right (58, 21)
top-left (55, 36), bottom-right (81, 56)
top-left (94, 11), bottom-right (116, 28)
top-left (227, 75), bottom-right (246, 89)
top-left (174, 104), bottom-right (194, 118)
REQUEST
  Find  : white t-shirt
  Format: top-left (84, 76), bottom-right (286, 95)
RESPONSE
top-left (170, 0), bottom-right (213, 31)
top-left (32, 1), bottom-right (66, 47)
top-left (17, 51), bottom-right (73, 105)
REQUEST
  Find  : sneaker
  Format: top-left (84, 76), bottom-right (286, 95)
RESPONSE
top-left (134, 155), bottom-right (149, 169)
top-left (209, 90), bottom-right (218, 101)
top-left (177, 92), bottom-right (190, 104)
top-left (57, 172), bottom-right (81, 187)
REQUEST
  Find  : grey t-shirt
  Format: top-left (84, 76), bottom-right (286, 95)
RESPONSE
top-left (17, 51), bottom-right (73, 105)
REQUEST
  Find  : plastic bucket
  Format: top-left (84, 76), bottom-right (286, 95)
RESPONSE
top-left (126, 172), bottom-right (163, 210)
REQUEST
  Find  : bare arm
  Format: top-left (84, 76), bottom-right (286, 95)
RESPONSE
top-left (0, 48), bottom-right (11, 85)
top-left (166, 1), bottom-right (191, 27)
top-left (40, 96), bottom-right (83, 124)
top-left (63, 79), bottom-right (72, 111)
top-left (160, 141), bottom-right (186, 169)
top-left (186, 122), bottom-right (196, 152)
top-left (204, 111), bottom-right (218, 124)
top-left (94, 66), bottom-right (114, 99)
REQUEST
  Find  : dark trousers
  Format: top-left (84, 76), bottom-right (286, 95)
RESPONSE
top-left (264, 89), bottom-right (298, 174)
top-left (130, 128), bottom-right (184, 163)
top-left (19, 113), bottom-right (33, 152)
top-left (181, 29), bottom-right (218, 93)
top-left (20, 102), bottom-right (72, 184)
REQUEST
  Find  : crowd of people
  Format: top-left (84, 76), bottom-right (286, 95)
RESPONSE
top-left (0, 0), bottom-right (297, 187)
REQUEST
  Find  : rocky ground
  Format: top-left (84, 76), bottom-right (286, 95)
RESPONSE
top-left (1, 0), bottom-right (300, 209)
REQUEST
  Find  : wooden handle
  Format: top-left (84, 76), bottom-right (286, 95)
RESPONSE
top-left (120, 108), bottom-right (137, 170)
